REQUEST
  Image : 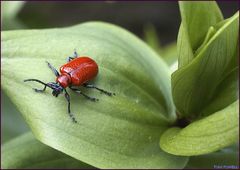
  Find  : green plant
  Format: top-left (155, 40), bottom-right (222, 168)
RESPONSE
top-left (2, 132), bottom-right (94, 169)
top-left (160, 2), bottom-right (239, 157)
top-left (1, 1), bottom-right (26, 30)
top-left (1, 1), bottom-right (239, 169)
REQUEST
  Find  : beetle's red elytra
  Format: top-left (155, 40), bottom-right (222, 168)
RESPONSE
top-left (24, 50), bottom-right (115, 123)
top-left (57, 57), bottom-right (98, 88)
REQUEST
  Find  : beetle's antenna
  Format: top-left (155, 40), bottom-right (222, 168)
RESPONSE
top-left (24, 79), bottom-right (54, 90)
top-left (24, 79), bottom-right (49, 86)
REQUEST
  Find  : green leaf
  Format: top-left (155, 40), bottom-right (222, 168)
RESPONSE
top-left (194, 26), bottom-right (216, 57)
top-left (177, 1), bottom-right (223, 68)
top-left (1, 22), bottom-right (188, 168)
top-left (2, 92), bottom-right (29, 143)
top-left (200, 67), bottom-right (238, 117)
top-left (160, 101), bottom-right (239, 156)
top-left (185, 144), bottom-right (239, 169)
top-left (177, 23), bottom-right (194, 68)
top-left (172, 12), bottom-right (239, 118)
top-left (179, 1), bottom-right (223, 51)
top-left (2, 132), bottom-right (94, 169)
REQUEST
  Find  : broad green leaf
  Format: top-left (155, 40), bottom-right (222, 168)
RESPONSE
top-left (1, 22), bottom-right (188, 168)
top-left (177, 24), bottom-right (194, 68)
top-left (172, 12), bottom-right (239, 118)
top-left (194, 26), bottom-right (216, 57)
top-left (179, 1), bottom-right (223, 51)
top-left (2, 132), bottom-right (94, 169)
top-left (177, 1), bottom-right (223, 68)
top-left (224, 36), bottom-right (239, 76)
top-left (160, 101), bottom-right (239, 156)
top-left (1, 92), bottom-right (29, 143)
top-left (185, 144), bottom-right (239, 169)
top-left (200, 67), bottom-right (238, 117)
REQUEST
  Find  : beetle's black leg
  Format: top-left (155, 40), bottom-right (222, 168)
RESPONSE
top-left (73, 49), bottom-right (78, 58)
top-left (67, 57), bottom-right (75, 62)
top-left (83, 83), bottom-right (115, 96)
top-left (67, 49), bottom-right (78, 62)
top-left (64, 89), bottom-right (77, 123)
top-left (46, 61), bottom-right (60, 77)
top-left (70, 87), bottom-right (99, 102)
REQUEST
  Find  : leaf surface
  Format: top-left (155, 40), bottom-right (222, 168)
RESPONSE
top-left (179, 1), bottom-right (223, 51)
top-left (2, 132), bottom-right (94, 169)
top-left (172, 12), bottom-right (239, 117)
top-left (160, 101), bottom-right (239, 156)
top-left (2, 92), bottom-right (29, 143)
top-left (1, 22), bottom-right (188, 168)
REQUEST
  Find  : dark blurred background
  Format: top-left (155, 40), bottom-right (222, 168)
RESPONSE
top-left (3, 1), bottom-right (239, 45)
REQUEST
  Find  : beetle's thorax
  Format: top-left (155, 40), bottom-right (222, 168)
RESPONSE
top-left (56, 73), bottom-right (71, 88)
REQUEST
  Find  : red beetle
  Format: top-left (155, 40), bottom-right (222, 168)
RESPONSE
top-left (24, 50), bottom-right (115, 123)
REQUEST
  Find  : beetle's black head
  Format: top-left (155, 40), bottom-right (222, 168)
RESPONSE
top-left (49, 82), bottom-right (64, 97)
